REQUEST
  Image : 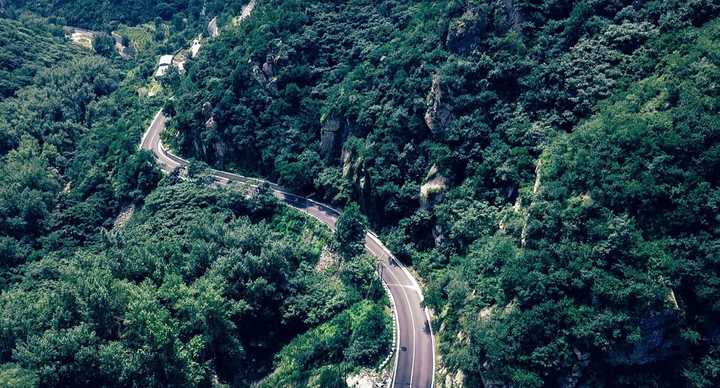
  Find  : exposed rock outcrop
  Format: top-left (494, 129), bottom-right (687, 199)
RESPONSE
top-left (112, 205), bottom-right (135, 230)
top-left (421, 164), bottom-right (448, 244)
top-left (232, 0), bottom-right (257, 26)
top-left (503, 0), bottom-right (523, 30)
top-left (110, 32), bottom-right (132, 59)
top-left (213, 138), bottom-right (227, 161)
top-left (446, 7), bottom-right (487, 54)
top-left (251, 55), bottom-right (280, 93)
top-left (315, 246), bottom-right (339, 272)
top-left (420, 164), bottom-right (448, 209)
top-left (202, 101), bottom-right (213, 117)
top-left (520, 158), bottom-right (543, 247)
top-left (202, 101), bottom-right (216, 129)
top-left (607, 310), bottom-right (687, 366)
top-left (208, 17), bottom-right (219, 38)
top-left (251, 63), bottom-right (268, 84)
top-left (441, 369), bottom-right (465, 388)
top-left (320, 117), bottom-right (349, 161)
top-left (556, 347), bottom-right (590, 388)
top-left (204, 115), bottom-right (217, 130)
top-left (342, 146), bottom-right (373, 213)
top-left (262, 54), bottom-right (275, 77)
top-left (424, 75), bottom-right (452, 135)
top-left (190, 36), bottom-right (202, 58)
top-left (200, 102), bottom-right (226, 162)
top-left (345, 368), bottom-right (388, 388)
top-left (320, 118), bottom-right (340, 158)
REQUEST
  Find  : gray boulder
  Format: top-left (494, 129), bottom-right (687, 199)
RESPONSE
top-left (320, 117), bottom-right (342, 160)
top-left (424, 75), bottom-right (452, 135)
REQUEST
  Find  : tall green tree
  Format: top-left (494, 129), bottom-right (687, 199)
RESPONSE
top-left (334, 202), bottom-right (368, 260)
top-left (93, 34), bottom-right (115, 57)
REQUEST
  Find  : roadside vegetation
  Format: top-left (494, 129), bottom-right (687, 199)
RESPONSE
top-left (165, 0), bottom-right (720, 386)
top-left (1, 179), bottom-right (389, 386)
top-left (4, 0), bottom-right (239, 31)
top-left (0, 5), bottom-right (391, 386)
top-left (0, 16), bottom-right (161, 279)
top-left (3, 0), bottom-right (720, 386)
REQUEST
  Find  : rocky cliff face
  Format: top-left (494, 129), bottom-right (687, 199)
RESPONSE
top-left (251, 63), bottom-right (267, 84)
top-left (208, 17), bottom-right (219, 38)
top-left (261, 54), bottom-right (275, 77)
top-left (420, 164), bottom-right (448, 244)
top-left (424, 75), bottom-right (452, 135)
top-left (251, 55), bottom-right (280, 93)
top-left (420, 164), bottom-right (447, 210)
top-left (342, 146), bottom-right (373, 215)
top-left (607, 310), bottom-right (687, 366)
top-left (320, 117), bottom-right (342, 160)
top-left (503, 0), bottom-right (523, 30)
top-left (446, 6), bottom-right (487, 54)
top-left (197, 101), bottom-right (227, 164)
top-left (446, 2), bottom-right (522, 54)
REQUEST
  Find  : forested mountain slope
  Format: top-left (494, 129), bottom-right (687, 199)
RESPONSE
top-left (0, 10), bottom-right (391, 387)
top-left (165, 0), bottom-right (720, 386)
top-left (0, 16), bottom-right (159, 280)
top-left (2, 181), bottom-right (389, 386)
top-left (2, 0), bottom-right (720, 386)
top-left (4, 0), bottom-right (239, 30)
top-left (0, 17), bottom-right (84, 98)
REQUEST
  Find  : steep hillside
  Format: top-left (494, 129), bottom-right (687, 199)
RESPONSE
top-left (435, 19), bottom-right (720, 387)
top-left (166, 0), bottom-right (720, 386)
top-left (0, 15), bottom-right (161, 279)
top-left (0, 11), bottom-right (392, 387)
top-left (0, 17), bottom-right (85, 98)
top-left (5, 0), bottom-right (238, 30)
top-left (2, 0), bottom-right (720, 386)
top-left (0, 182), bottom-right (390, 386)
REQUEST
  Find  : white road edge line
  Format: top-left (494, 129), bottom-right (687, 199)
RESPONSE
top-left (297, 205), bottom-right (404, 388)
top-left (371, 246), bottom-right (415, 388)
top-left (142, 109), bottom-right (435, 387)
top-left (139, 109), bottom-right (162, 149)
top-left (368, 233), bottom-right (435, 388)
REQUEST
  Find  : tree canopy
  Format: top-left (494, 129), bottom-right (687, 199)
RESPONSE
top-left (3, 0), bottom-right (720, 386)
top-left (163, 0), bottom-right (720, 385)
top-left (334, 202), bottom-right (368, 260)
top-left (0, 10), bottom-right (391, 386)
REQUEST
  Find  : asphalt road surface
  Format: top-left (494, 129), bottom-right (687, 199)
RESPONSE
top-left (140, 110), bottom-right (435, 387)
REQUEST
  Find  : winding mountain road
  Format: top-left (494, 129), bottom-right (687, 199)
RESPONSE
top-left (140, 110), bottom-right (435, 387)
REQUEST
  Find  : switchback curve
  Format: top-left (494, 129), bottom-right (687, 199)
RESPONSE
top-left (140, 110), bottom-right (435, 387)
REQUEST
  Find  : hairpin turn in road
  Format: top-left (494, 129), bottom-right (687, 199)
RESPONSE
top-left (140, 110), bottom-right (435, 387)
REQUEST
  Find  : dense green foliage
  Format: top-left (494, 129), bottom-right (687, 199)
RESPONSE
top-left (0, 16), bottom-right (82, 98)
top-left (5, 0), bottom-right (241, 31)
top-left (5, 0), bottom-right (720, 386)
top-left (0, 16), bottom-right (161, 284)
top-left (166, 0), bottom-right (720, 386)
top-left (262, 300), bottom-right (390, 387)
top-left (0, 177), bottom-right (390, 386)
top-left (334, 202), bottom-right (368, 260)
top-left (1, 10), bottom-right (391, 386)
top-left (430, 15), bottom-right (720, 388)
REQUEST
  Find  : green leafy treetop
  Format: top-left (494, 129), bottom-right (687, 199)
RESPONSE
top-left (92, 34), bottom-right (115, 57)
top-left (333, 202), bottom-right (368, 260)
